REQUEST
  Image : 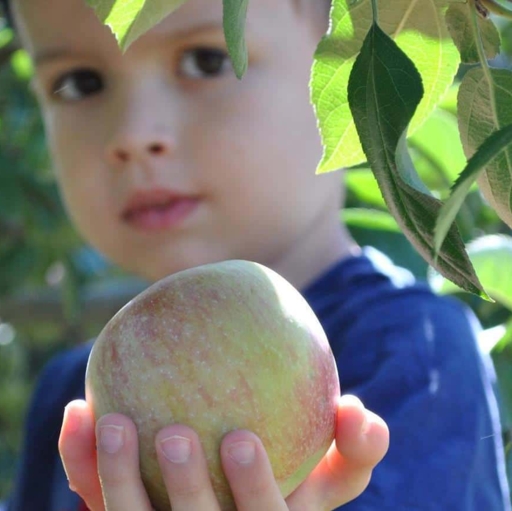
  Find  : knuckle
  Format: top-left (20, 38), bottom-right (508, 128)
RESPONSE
top-left (99, 467), bottom-right (130, 488)
top-left (236, 474), bottom-right (274, 499)
top-left (170, 479), bottom-right (204, 499)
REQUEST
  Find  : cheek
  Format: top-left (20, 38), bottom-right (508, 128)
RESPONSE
top-left (45, 111), bottom-right (86, 182)
top-left (57, 169), bottom-right (108, 241)
top-left (186, 59), bottom-right (322, 188)
top-left (193, 88), bottom-right (324, 224)
top-left (45, 121), bottom-right (113, 236)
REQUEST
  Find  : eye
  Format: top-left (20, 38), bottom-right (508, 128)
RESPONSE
top-left (177, 47), bottom-right (232, 79)
top-left (51, 69), bottom-right (104, 101)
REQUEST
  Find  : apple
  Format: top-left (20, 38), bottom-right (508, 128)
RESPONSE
top-left (85, 260), bottom-right (340, 511)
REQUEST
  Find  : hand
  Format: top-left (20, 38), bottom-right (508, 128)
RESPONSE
top-left (59, 395), bottom-right (389, 511)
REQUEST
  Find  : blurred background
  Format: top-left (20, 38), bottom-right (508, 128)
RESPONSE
top-left (0, 4), bottom-right (511, 504)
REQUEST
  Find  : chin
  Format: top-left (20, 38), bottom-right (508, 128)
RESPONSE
top-left (116, 243), bottom-right (234, 283)
top-left (136, 257), bottom-right (206, 283)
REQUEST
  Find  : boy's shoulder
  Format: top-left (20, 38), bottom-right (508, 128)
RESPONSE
top-left (34, 339), bottom-right (93, 408)
top-left (6, 341), bottom-right (93, 511)
top-left (303, 246), bottom-right (482, 361)
top-left (303, 246), bottom-right (469, 321)
top-left (23, 339), bottom-right (92, 425)
top-left (45, 339), bottom-right (93, 382)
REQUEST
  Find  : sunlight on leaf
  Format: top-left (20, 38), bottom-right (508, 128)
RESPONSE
top-left (458, 67), bottom-right (512, 227)
top-left (85, 0), bottom-right (189, 51)
top-left (344, 168), bottom-right (387, 208)
top-left (409, 108), bottom-right (468, 192)
top-left (348, 22), bottom-right (484, 296)
top-left (341, 208), bottom-right (400, 232)
top-left (0, 26), bottom-right (14, 48)
top-left (438, 83), bottom-right (459, 116)
top-left (311, 0), bottom-right (460, 172)
top-left (434, 124), bottom-right (512, 256)
top-left (429, 234), bottom-right (512, 310)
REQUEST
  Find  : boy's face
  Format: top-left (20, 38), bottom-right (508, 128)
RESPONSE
top-left (15, 0), bottom-right (343, 284)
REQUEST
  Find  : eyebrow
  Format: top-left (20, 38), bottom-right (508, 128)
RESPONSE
top-left (33, 48), bottom-right (81, 68)
top-left (32, 21), bottom-right (226, 68)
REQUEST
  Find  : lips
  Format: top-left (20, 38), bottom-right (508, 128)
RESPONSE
top-left (121, 189), bottom-right (200, 231)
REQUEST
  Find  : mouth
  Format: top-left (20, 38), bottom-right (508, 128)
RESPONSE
top-left (121, 189), bottom-right (200, 231)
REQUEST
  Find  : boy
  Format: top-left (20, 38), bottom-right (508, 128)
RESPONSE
top-left (2, 0), bottom-right (510, 509)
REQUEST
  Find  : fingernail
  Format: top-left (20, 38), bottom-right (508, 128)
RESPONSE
top-left (64, 405), bottom-right (81, 434)
top-left (160, 435), bottom-right (192, 463)
top-left (99, 425), bottom-right (124, 454)
top-left (228, 441), bottom-right (255, 465)
top-left (340, 394), bottom-right (364, 409)
top-left (361, 411), bottom-right (377, 435)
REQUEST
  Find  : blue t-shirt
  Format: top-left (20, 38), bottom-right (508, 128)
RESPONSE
top-left (7, 248), bottom-right (512, 510)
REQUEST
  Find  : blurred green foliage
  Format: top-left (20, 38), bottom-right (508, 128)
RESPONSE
top-left (0, 11), bottom-right (139, 498)
top-left (0, 5), bottom-right (511, 504)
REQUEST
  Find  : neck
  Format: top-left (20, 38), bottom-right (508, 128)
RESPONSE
top-left (270, 211), bottom-right (360, 291)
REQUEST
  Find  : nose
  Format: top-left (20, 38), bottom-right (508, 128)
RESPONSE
top-left (106, 129), bottom-right (176, 166)
top-left (104, 79), bottom-right (178, 167)
top-left (110, 139), bottom-right (172, 163)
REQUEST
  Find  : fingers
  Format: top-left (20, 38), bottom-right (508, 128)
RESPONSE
top-left (60, 402), bottom-right (153, 511)
top-left (61, 403), bottom-right (289, 511)
top-left (330, 395), bottom-right (389, 471)
top-left (155, 425), bottom-right (288, 511)
top-left (287, 394), bottom-right (389, 510)
top-left (95, 413), bottom-right (153, 511)
top-left (220, 430), bottom-right (288, 511)
top-left (154, 425), bottom-right (221, 511)
top-left (62, 401), bottom-right (383, 511)
top-left (59, 400), bottom-right (105, 511)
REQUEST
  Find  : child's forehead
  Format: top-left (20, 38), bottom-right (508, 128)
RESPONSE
top-left (16, 0), bottom-right (311, 55)
top-left (15, 0), bottom-right (299, 21)
top-left (16, 0), bottom-right (301, 34)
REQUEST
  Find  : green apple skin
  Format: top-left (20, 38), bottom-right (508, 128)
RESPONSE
top-left (85, 260), bottom-right (340, 511)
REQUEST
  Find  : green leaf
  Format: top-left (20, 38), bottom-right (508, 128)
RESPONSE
top-left (10, 50), bottom-right (33, 81)
top-left (344, 168), bottom-right (387, 208)
top-left (409, 108), bottom-right (468, 192)
top-left (429, 234), bottom-right (512, 309)
top-left (492, 332), bottom-right (512, 448)
top-left (341, 208), bottom-right (400, 232)
top-left (445, 2), bottom-right (501, 63)
top-left (85, 0), bottom-right (189, 51)
top-left (223, 0), bottom-right (249, 79)
top-left (438, 83), bottom-right (459, 116)
top-left (434, 123), bottom-right (512, 255)
top-left (501, 20), bottom-right (512, 56)
top-left (0, 243), bottom-right (38, 294)
top-left (0, 172), bottom-right (23, 221)
top-left (348, 22), bottom-right (484, 296)
top-left (85, 0), bottom-right (249, 78)
top-left (343, 208), bottom-right (429, 278)
top-left (493, 318), bottom-right (512, 354)
top-left (0, 27), bottom-right (14, 49)
top-left (395, 132), bottom-right (433, 196)
top-left (458, 67), bottom-right (512, 227)
top-left (311, 0), bottom-right (461, 172)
